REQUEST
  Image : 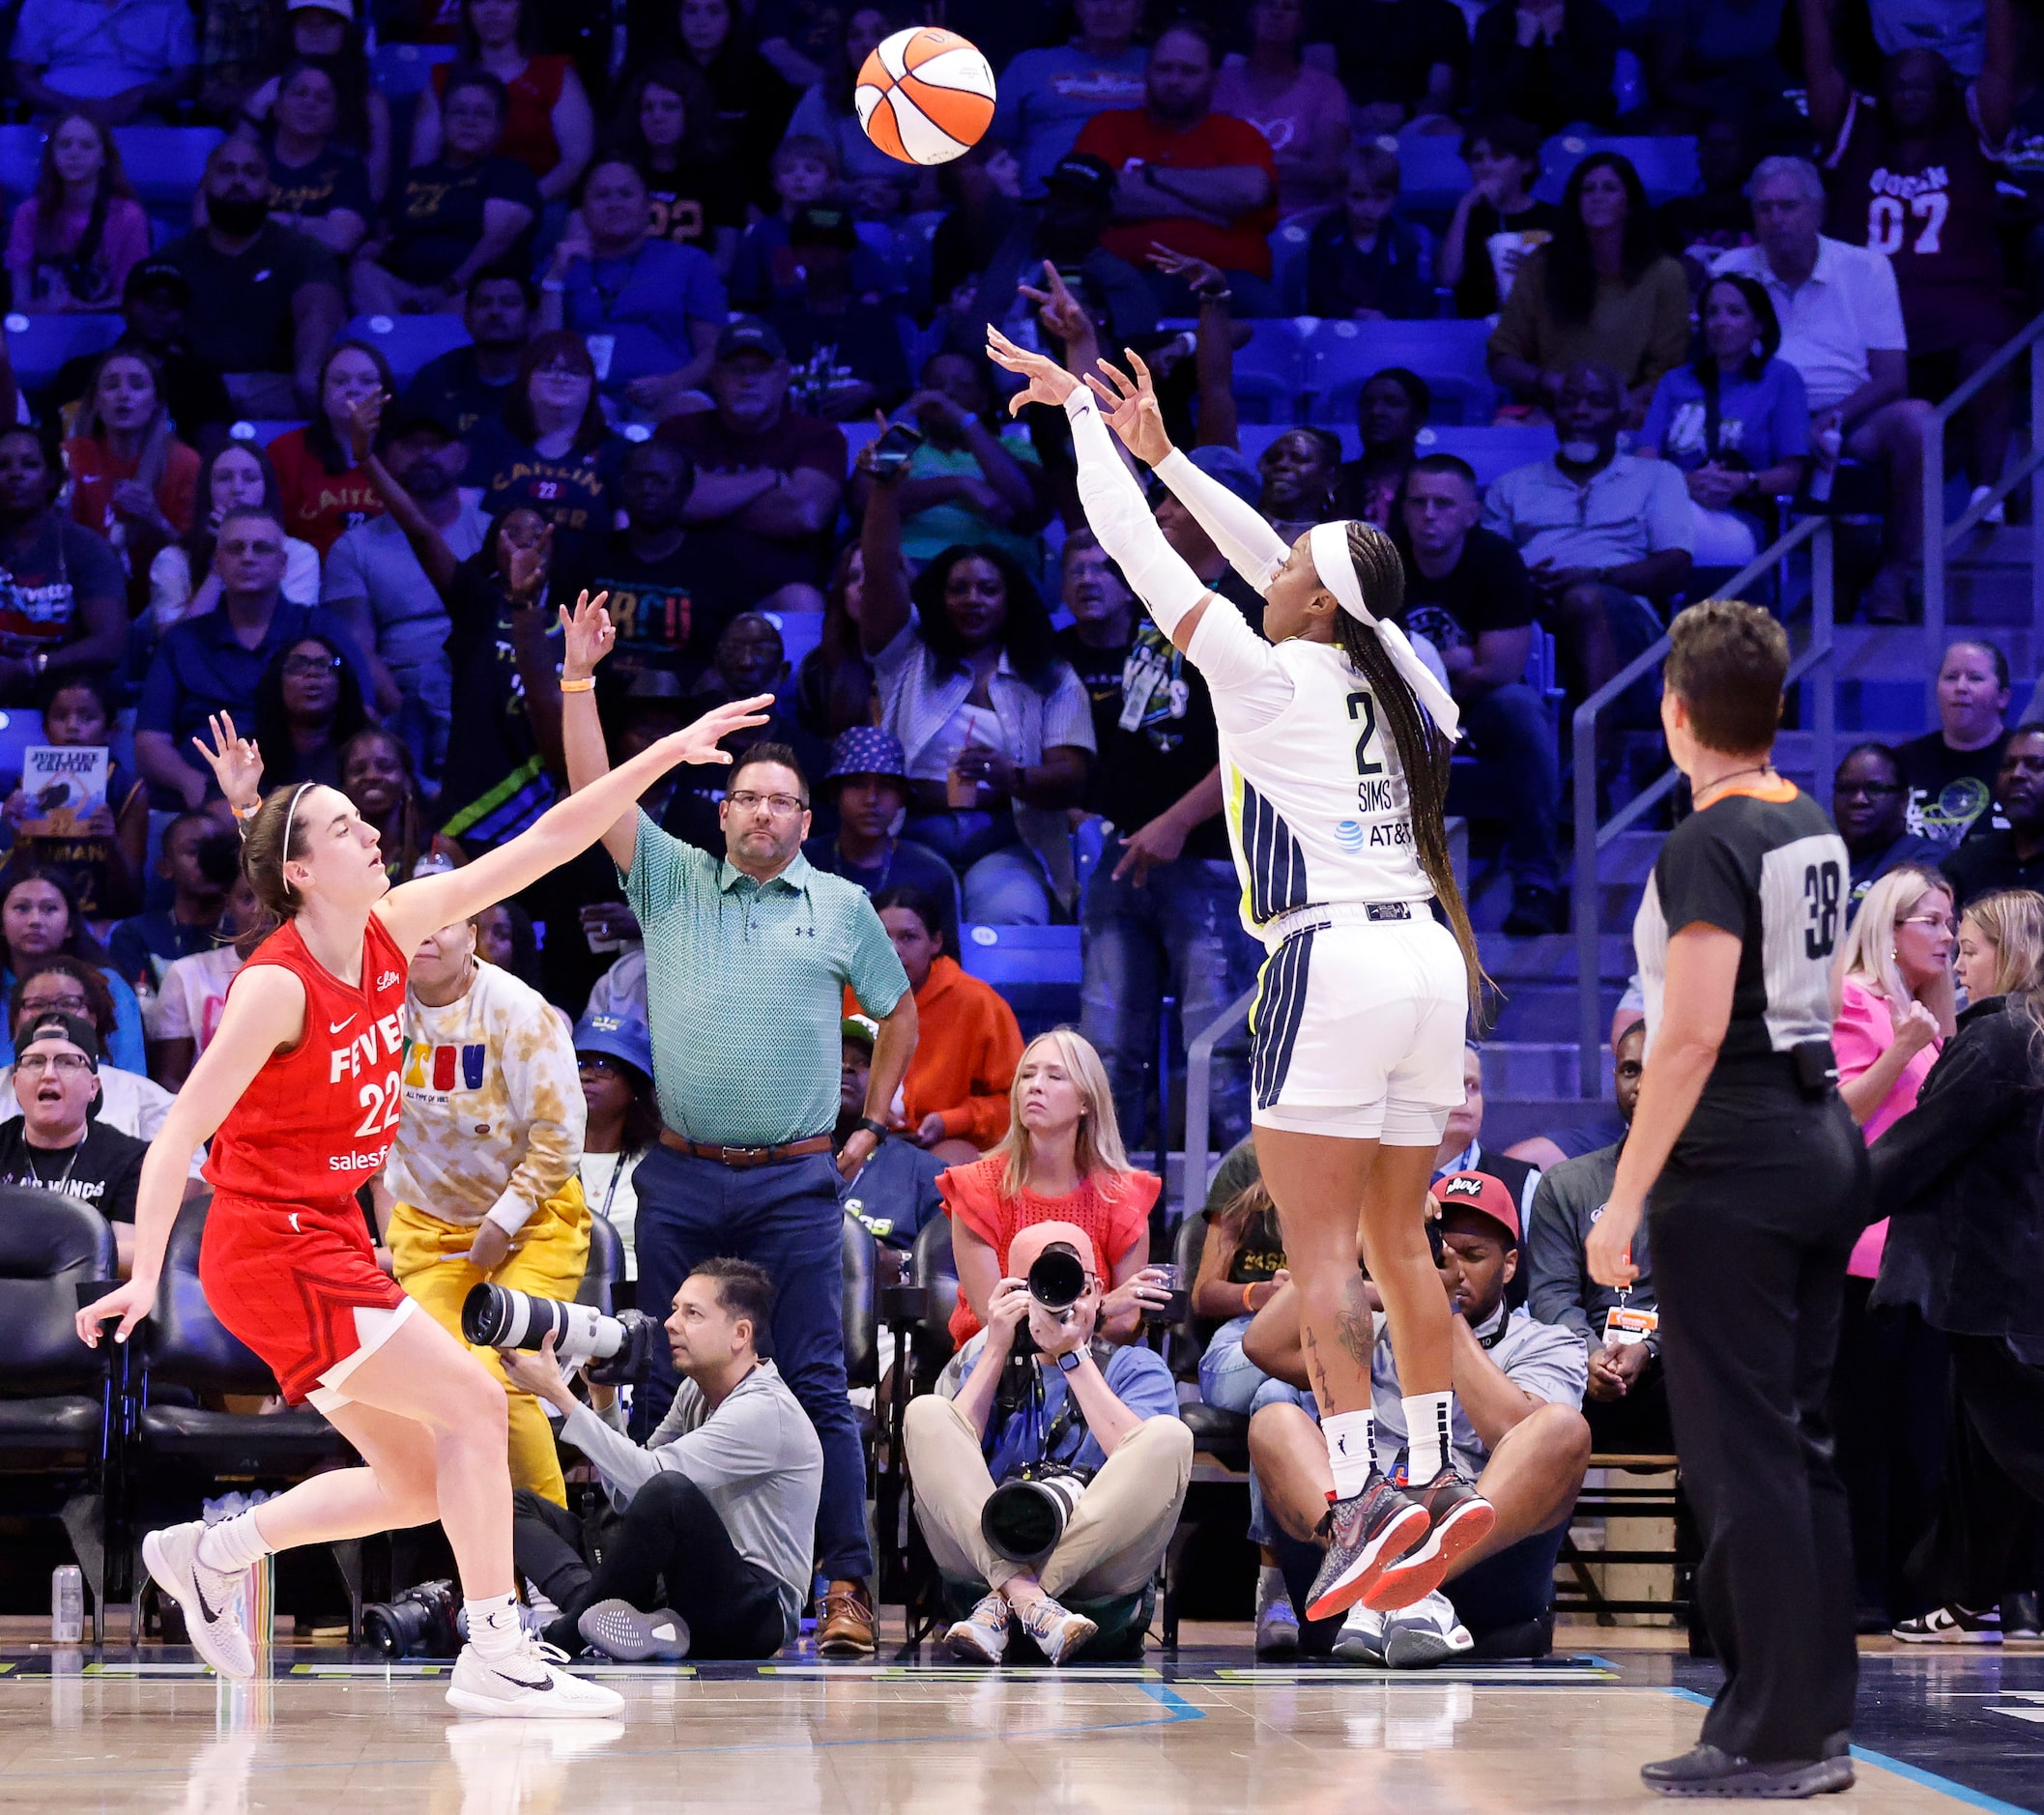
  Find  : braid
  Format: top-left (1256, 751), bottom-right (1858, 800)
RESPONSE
top-left (1331, 521), bottom-right (1490, 1025)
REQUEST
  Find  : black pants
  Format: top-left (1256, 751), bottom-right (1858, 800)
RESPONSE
top-left (1908, 1334), bottom-right (2044, 1611)
top-left (1649, 1083), bottom-right (1864, 1765)
top-left (1585, 1350), bottom-right (1677, 1455)
top-left (512, 1477), bottom-right (789, 1660)
top-left (1829, 1278), bottom-right (1949, 1620)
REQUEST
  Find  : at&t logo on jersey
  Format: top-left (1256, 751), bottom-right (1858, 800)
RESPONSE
top-left (1335, 820), bottom-right (1366, 851)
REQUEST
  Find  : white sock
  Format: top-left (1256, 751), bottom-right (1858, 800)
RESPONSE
top-left (1403, 1391), bottom-right (1455, 1484)
top-left (465, 1593), bottom-right (524, 1661)
top-left (1323, 1409), bottom-right (1376, 1500)
top-left (1255, 1564), bottom-right (1290, 1613)
top-left (195, 1511), bottom-right (272, 1576)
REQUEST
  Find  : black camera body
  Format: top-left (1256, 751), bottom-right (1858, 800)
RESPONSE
top-left (1010, 1241), bottom-right (1087, 1360)
top-left (362, 1578), bottom-right (461, 1658)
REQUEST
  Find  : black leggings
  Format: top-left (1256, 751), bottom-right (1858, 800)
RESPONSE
top-left (512, 1476), bottom-right (790, 1660)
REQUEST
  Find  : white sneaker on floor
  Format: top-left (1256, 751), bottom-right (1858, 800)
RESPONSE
top-left (1331, 1600), bottom-right (1387, 1664)
top-left (144, 1521), bottom-right (255, 1682)
top-left (1016, 1596), bottom-right (1096, 1665)
top-left (1380, 1590), bottom-right (1474, 1669)
top-left (945, 1595), bottom-right (1011, 1664)
top-left (446, 1639), bottom-right (626, 1718)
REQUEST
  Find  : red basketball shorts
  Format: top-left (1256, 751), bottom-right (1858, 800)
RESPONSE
top-left (199, 1191), bottom-right (413, 1409)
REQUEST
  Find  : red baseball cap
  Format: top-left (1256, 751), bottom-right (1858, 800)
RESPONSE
top-left (1428, 1170), bottom-right (1520, 1244)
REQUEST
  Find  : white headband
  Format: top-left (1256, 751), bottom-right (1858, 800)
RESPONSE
top-left (280, 782), bottom-right (314, 891)
top-left (1309, 520), bottom-right (1461, 742)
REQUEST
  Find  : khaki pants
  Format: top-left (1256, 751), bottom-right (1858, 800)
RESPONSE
top-left (904, 1394), bottom-right (1192, 1600)
top-left (389, 1182), bottom-right (590, 1506)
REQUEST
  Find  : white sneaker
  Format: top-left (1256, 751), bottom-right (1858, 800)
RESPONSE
top-left (1381, 1590), bottom-right (1474, 1670)
top-left (1331, 1599), bottom-right (1387, 1664)
top-left (944, 1595), bottom-right (1011, 1664)
top-left (144, 1521), bottom-right (255, 1682)
top-left (1016, 1595), bottom-right (1096, 1665)
top-left (446, 1639), bottom-right (626, 1718)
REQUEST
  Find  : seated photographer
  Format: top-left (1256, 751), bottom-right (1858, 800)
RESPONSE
top-left (835, 1013), bottom-right (944, 1253)
top-left (1523, 1022), bottom-right (1671, 1454)
top-left (1244, 1173), bottom-right (1589, 1667)
top-left (502, 1257), bottom-right (821, 1662)
top-left (904, 1221), bottom-right (1193, 1665)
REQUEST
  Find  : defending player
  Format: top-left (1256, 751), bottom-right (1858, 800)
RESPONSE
top-left (987, 327), bottom-right (1492, 1620)
top-left (75, 697), bottom-right (769, 1717)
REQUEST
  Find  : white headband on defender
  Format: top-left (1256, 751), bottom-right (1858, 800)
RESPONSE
top-left (1309, 520), bottom-right (1461, 742)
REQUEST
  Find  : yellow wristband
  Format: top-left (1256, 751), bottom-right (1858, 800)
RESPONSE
top-left (559, 677), bottom-right (595, 693)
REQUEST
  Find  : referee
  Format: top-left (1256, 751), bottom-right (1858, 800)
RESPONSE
top-left (1587, 601), bottom-right (1865, 1799)
top-left (558, 599), bottom-right (918, 1660)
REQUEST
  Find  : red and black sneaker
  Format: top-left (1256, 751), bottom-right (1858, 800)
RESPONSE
top-left (1366, 1469), bottom-right (1496, 1612)
top-left (1303, 1473), bottom-right (1430, 1623)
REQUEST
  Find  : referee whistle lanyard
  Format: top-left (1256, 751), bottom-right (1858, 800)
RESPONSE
top-left (1308, 520), bottom-right (1462, 741)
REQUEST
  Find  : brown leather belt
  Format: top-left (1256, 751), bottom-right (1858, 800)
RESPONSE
top-left (659, 1130), bottom-right (835, 1169)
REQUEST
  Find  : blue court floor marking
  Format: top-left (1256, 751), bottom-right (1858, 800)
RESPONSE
top-left (1663, 1687), bottom-right (2035, 1815)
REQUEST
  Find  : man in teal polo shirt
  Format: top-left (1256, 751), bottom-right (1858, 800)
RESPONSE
top-left (560, 601), bottom-right (917, 1659)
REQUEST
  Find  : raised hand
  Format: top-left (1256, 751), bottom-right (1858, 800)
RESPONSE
top-left (504, 522), bottom-right (553, 606)
top-left (986, 325), bottom-right (1080, 415)
top-left (1083, 350), bottom-right (1175, 468)
top-left (1017, 260), bottom-right (1093, 348)
top-left (558, 590), bottom-right (615, 681)
top-left (658, 694), bottom-right (777, 768)
top-left (1146, 241), bottom-right (1227, 299)
top-left (191, 710), bottom-right (264, 812)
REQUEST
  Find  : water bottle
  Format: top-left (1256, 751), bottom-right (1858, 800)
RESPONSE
top-left (50, 1564), bottom-right (83, 1644)
top-left (1809, 423), bottom-right (1843, 504)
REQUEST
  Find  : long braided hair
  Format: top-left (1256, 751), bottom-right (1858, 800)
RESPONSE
top-left (1328, 520), bottom-right (1488, 1020)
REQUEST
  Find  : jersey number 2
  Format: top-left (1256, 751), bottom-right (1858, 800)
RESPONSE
top-left (1803, 861), bottom-right (1841, 959)
top-left (355, 1070), bottom-right (403, 1138)
top-left (1346, 692), bottom-right (1385, 776)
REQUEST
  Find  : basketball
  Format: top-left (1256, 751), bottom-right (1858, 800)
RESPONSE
top-left (854, 27), bottom-right (996, 167)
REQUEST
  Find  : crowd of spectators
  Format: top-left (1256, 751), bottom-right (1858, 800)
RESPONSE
top-left (0, 0), bottom-right (2042, 1674)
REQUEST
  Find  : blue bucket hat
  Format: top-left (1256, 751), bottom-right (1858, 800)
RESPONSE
top-left (573, 1011), bottom-right (653, 1082)
top-left (826, 726), bottom-right (909, 784)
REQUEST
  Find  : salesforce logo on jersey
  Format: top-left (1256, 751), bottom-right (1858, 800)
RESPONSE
top-left (403, 1042), bottom-right (486, 1096)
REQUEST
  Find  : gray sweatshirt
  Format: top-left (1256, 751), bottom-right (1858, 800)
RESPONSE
top-left (561, 1361), bottom-right (822, 1640)
top-left (1523, 1141), bottom-right (1659, 1355)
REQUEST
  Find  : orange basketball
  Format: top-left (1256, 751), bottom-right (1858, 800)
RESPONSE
top-left (855, 27), bottom-right (996, 167)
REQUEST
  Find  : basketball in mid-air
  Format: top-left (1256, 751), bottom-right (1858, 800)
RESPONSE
top-left (855, 27), bottom-right (996, 166)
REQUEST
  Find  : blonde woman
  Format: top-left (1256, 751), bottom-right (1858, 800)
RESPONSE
top-left (62, 349), bottom-right (199, 604)
top-left (1828, 863), bottom-right (1955, 1630)
top-left (939, 1028), bottom-right (1169, 1350)
top-left (1871, 887), bottom-right (2044, 1642)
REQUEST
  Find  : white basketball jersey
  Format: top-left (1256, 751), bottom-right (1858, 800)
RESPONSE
top-left (1217, 640), bottom-right (1434, 940)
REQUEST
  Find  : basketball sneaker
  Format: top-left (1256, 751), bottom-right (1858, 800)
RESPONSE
top-left (1331, 1600), bottom-right (1387, 1665)
top-left (446, 1638), bottom-right (627, 1718)
top-left (1891, 1603), bottom-right (2001, 1644)
top-left (1254, 1593), bottom-right (1301, 1658)
top-left (1303, 1473), bottom-right (1430, 1621)
top-left (1367, 1468), bottom-right (1496, 1612)
top-left (143, 1521), bottom-right (256, 1682)
top-left (1380, 1590), bottom-right (1475, 1669)
top-left (576, 1599), bottom-right (691, 1662)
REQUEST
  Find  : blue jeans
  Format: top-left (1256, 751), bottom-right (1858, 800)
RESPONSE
top-left (1080, 846), bottom-right (1258, 1152)
top-left (1463, 682), bottom-right (1560, 891)
top-left (905, 811), bottom-right (1051, 925)
top-left (1200, 1314), bottom-right (1307, 1547)
top-left (628, 1145), bottom-right (873, 1582)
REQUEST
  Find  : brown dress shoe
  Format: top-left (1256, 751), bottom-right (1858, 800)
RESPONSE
top-left (816, 1579), bottom-right (877, 1657)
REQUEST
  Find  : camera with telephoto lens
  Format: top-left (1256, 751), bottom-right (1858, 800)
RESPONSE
top-left (362, 1578), bottom-right (460, 1658)
top-left (1008, 1240), bottom-right (1087, 1359)
top-left (460, 1283), bottom-right (657, 1386)
top-left (982, 1461), bottom-right (1094, 1565)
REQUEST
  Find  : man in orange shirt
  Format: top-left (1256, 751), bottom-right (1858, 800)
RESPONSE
top-left (862, 885), bottom-right (1023, 1166)
top-left (1072, 21), bottom-right (1281, 317)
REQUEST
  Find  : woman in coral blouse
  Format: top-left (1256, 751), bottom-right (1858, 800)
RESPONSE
top-left (871, 884), bottom-right (1022, 1166)
top-left (940, 1027), bottom-right (1172, 1349)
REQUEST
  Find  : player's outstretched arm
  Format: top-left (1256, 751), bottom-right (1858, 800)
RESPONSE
top-left (374, 694), bottom-right (772, 957)
top-left (74, 966), bottom-right (310, 1346)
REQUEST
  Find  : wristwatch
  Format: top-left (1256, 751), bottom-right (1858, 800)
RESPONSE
top-left (1055, 1348), bottom-right (1084, 1374)
top-left (857, 1116), bottom-right (890, 1142)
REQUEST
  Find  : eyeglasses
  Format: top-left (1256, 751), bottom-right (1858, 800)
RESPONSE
top-left (1900, 912), bottom-right (1956, 934)
top-left (20, 993), bottom-right (88, 1016)
top-left (14, 1052), bottom-right (88, 1074)
top-left (726, 790), bottom-right (806, 817)
top-left (283, 654), bottom-right (343, 678)
top-left (1836, 782), bottom-right (1905, 799)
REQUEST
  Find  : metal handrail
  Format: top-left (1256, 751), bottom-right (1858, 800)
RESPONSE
top-left (1572, 515), bottom-right (1837, 1095)
top-left (1922, 308), bottom-right (2044, 710)
top-left (1183, 988), bottom-right (1255, 1209)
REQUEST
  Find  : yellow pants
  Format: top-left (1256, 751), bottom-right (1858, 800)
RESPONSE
top-left (389, 1181), bottom-right (590, 1507)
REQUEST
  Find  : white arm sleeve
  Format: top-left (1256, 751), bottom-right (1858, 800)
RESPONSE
top-left (1152, 447), bottom-right (1292, 595)
top-left (1064, 389), bottom-right (1293, 730)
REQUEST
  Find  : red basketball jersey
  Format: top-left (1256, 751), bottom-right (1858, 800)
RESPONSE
top-left (203, 913), bottom-right (412, 1202)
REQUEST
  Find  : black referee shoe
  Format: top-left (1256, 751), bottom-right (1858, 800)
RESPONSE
top-left (1642, 1744), bottom-right (1855, 1798)
top-left (1303, 1474), bottom-right (1429, 1622)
